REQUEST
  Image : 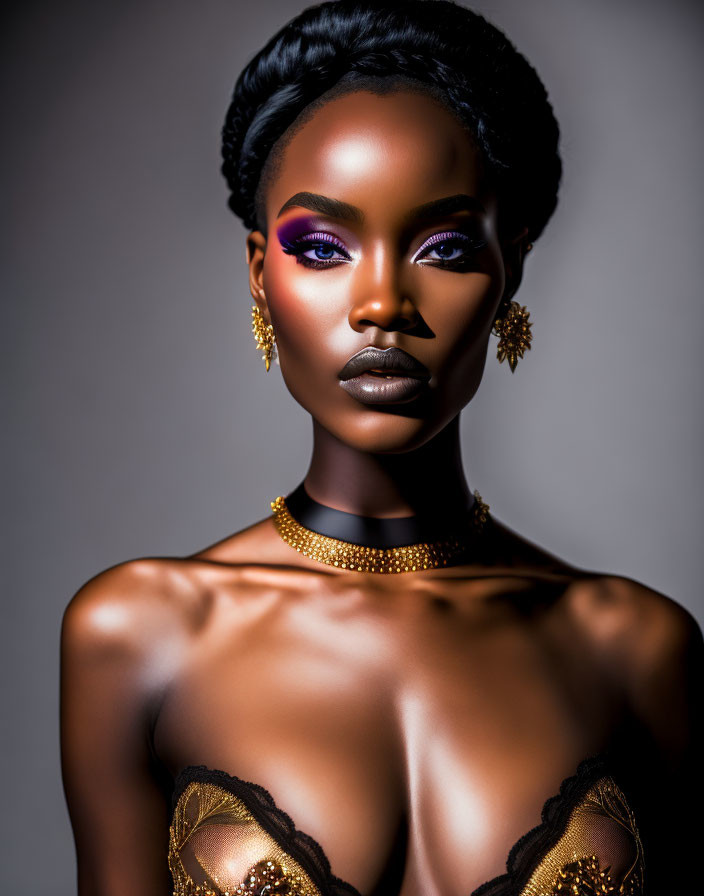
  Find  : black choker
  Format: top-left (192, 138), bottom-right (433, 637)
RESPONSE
top-left (284, 482), bottom-right (487, 549)
top-left (270, 484), bottom-right (491, 574)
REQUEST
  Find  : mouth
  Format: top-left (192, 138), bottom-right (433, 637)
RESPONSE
top-left (338, 346), bottom-right (430, 405)
top-left (338, 346), bottom-right (430, 381)
top-left (366, 368), bottom-right (412, 378)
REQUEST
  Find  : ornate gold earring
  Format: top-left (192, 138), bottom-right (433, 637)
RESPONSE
top-left (492, 300), bottom-right (532, 373)
top-left (251, 305), bottom-right (277, 372)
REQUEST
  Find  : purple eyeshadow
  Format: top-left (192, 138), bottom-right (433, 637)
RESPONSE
top-left (276, 217), bottom-right (321, 247)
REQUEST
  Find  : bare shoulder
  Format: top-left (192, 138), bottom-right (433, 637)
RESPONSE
top-left (61, 556), bottom-right (215, 672)
top-left (564, 573), bottom-right (702, 667)
top-left (59, 558), bottom-right (220, 890)
top-left (565, 574), bottom-right (702, 751)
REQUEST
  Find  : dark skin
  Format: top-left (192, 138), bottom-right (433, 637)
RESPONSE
top-left (61, 89), bottom-right (702, 895)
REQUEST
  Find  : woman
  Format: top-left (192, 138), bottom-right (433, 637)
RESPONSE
top-left (60, 1), bottom-right (702, 894)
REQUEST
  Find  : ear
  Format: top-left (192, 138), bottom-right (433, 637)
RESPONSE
top-left (500, 225), bottom-right (531, 306)
top-left (245, 230), bottom-right (272, 324)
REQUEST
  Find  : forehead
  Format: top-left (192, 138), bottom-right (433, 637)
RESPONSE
top-left (264, 89), bottom-right (493, 225)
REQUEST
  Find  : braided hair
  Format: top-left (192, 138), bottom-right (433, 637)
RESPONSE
top-left (221, 0), bottom-right (561, 243)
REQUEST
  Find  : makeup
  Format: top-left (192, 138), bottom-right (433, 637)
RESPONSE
top-left (276, 216), bottom-right (331, 247)
top-left (338, 346), bottom-right (430, 405)
top-left (277, 216), bottom-right (486, 273)
top-left (413, 229), bottom-right (486, 270)
top-left (277, 217), bottom-right (352, 269)
top-left (340, 373), bottom-right (429, 404)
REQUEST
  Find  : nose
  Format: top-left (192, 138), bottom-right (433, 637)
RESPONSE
top-left (348, 245), bottom-right (419, 334)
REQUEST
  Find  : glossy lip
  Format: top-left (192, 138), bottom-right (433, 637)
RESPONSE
top-left (338, 346), bottom-right (430, 381)
top-left (338, 347), bottom-right (430, 405)
top-left (340, 373), bottom-right (430, 405)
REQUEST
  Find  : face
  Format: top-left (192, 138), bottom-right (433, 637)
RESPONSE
top-left (247, 89), bottom-right (526, 453)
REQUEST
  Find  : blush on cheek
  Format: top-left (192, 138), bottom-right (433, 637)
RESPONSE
top-left (262, 258), bottom-right (323, 360)
top-left (265, 248), bottom-right (346, 334)
top-left (262, 248), bottom-right (310, 321)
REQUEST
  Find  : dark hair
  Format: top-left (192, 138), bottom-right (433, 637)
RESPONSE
top-left (221, 0), bottom-right (561, 243)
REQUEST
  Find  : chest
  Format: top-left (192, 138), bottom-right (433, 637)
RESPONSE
top-left (156, 586), bottom-right (621, 895)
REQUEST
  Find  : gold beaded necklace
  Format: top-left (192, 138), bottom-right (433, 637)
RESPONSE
top-left (270, 491), bottom-right (490, 574)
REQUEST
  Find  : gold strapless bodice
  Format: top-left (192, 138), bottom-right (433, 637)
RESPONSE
top-left (168, 757), bottom-right (644, 896)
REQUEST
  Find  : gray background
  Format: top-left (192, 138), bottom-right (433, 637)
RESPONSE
top-left (3, 0), bottom-right (703, 890)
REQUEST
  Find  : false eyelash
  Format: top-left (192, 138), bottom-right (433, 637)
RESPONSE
top-left (416, 231), bottom-right (486, 255)
top-left (280, 233), bottom-right (351, 270)
top-left (280, 244), bottom-right (348, 269)
top-left (281, 231), bottom-right (350, 252)
top-left (414, 231), bottom-right (487, 270)
top-left (280, 230), bottom-right (486, 272)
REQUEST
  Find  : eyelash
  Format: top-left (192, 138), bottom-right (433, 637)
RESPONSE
top-left (280, 230), bottom-right (486, 271)
top-left (413, 231), bottom-right (486, 269)
top-left (280, 232), bottom-right (351, 270)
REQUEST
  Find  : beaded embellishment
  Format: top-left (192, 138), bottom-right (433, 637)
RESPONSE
top-left (270, 491), bottom-right (490, 573)
top-left (553, 855), bottom-right (632, 894)
top-left (234, 857), bottom-right (302, 894)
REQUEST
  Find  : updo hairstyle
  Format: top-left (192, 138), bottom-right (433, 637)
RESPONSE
top-left (221, 0), bottom-right (562, 243)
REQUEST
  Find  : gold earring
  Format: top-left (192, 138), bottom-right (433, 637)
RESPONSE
top-left (251, 305), bottom-right (277, 372)
top-left (492, 300), bottom-right (532, 373)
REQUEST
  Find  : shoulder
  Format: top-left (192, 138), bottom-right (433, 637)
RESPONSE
top-left (565, 573), bottom-right (702, 667)
top-left (606, 576), bottom-right (702, 745)
top-left (567, 575), bottom-right (702, 756)
top-left (60, 556), bottom-right (213, 671)
top-left (570, 579), bottom-right (703, 888)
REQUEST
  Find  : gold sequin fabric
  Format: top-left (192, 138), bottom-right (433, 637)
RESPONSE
top-left (169, 780), bottom-right (321, 896)
top-left (270, 490), bottom-right (490, 573)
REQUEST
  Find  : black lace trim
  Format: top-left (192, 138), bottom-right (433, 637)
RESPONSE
top-left (470, 752), bottom-right (613, 896)
top-left (173, 753), bottom-right (619, 896)
top-left (172, 764), bottom-right (363, 896)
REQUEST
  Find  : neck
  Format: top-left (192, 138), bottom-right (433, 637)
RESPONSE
top-left (302, 415), bottom-right (473, 519)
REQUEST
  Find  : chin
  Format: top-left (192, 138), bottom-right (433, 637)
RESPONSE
top-left (316, 409), bottom-right (455, 455)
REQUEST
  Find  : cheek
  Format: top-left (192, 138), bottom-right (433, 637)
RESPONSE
top-left (261, 251), bottom-right (351, 384)
top-left (418, 257), bottom-right (505, 412)
top-left (263, 253), bottom-right (325, 350)
top-left (422, 268), bottom-right (504, 374)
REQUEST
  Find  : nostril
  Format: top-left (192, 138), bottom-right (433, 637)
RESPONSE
top-left (356, 314), bottom-right (417, 333)
top-left (350, 295), bottom-right (420, 334)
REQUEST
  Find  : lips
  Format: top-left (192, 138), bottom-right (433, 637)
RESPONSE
top-left (338, 346), bottom-right (429, 381)
top-left (338, 346), bottom-right (430, 405)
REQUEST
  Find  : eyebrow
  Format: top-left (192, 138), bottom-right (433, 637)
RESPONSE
top-left (277, 192), bottom-right (364, 223)
top-left (276, 192), bottom-right (486, 225)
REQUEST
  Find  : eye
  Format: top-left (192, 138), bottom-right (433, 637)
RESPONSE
top-left (280, 231), bottom-right (351, 269)
top-left (413, 230), bottom-right (486, 269)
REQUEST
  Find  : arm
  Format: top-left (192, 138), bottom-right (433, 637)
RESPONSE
top-left (60, 561), bottom-right (182, 895)
top-left (613, 579), bottom-right (703, 893)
